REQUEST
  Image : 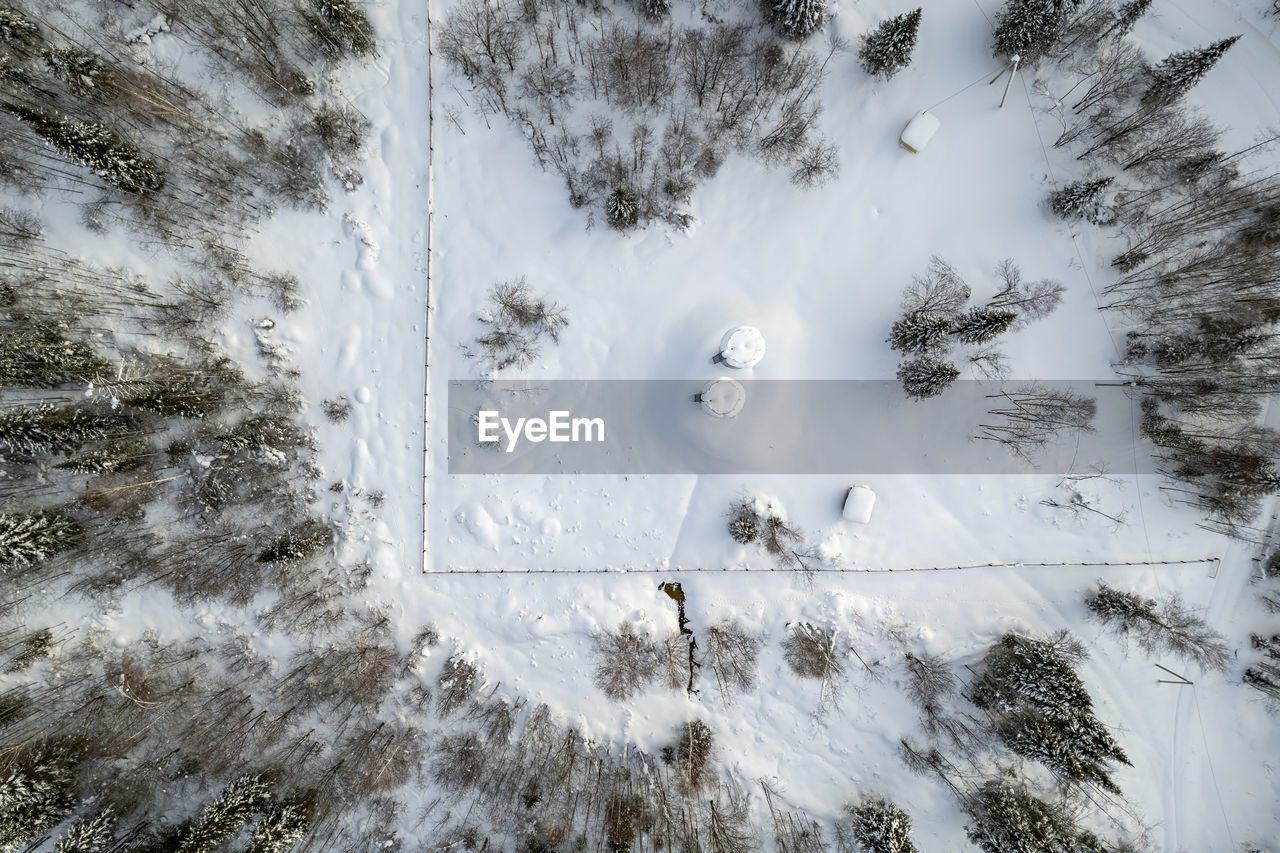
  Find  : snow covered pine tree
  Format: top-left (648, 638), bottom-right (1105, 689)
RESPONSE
top-left (896, 356), bottom-right (960, 400)
top-left (888, 311), bottom-right (954, 353)
top-left (847, 799), bottom-right (920, 853)
top-left (859, 9), bottom-right (922, 80)
top-left (1141, 36), bottom-right (1240, 107)
top-left (991, 0), bottom-right (1078, 62)
top-left (1048, 176), bottom-right (1113, 224)
top-left (772, 0), bottom-right (827, 39)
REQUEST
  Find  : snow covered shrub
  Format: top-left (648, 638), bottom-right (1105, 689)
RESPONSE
top-left (1085, 582), bottom-right (1229, 670)
top-left (727, 498), bottom-right (760, 544)
top-left (971, 632), bottom-right (1130, 793)
top-left (313, 103), bottom-right (371, 158)
top-left (1048, 177), bottom-right (1114, 224)
top-left (771, 0), bottom-right (827, 39)
top-left (592, 622), bottom-right (660, 701)
top-left (606, 187), bottom-right (640, 229)
top-left (706, 619), bottom-right (760, 701)
top-left (1141, 36), bottom-right (1239, 108)
top-left (307, 0), bottom-right (377, 58)
top-left (438, 654), bottom-right (480, 714)
top-left (473, 278), bottom-right (568, 371)
top-left (0, 511), bottom-right (80, 573)
top-left (256, 521), bottom-right (331, 565)
top-left (783, 623), bottom-right (843, 681)
top-left (4, 105), bottom-right (163, 194)
top-left (846, 799), bottom-right (919, 853)
top-left (790, 140), bottom-right (838, 188)
top-left (0, 7), bottom-right (39, 46)
top-left (895, 356), bottom-right (959, 400)
top-left (181, 776), bottom-right (270, 853)
top-left (321, 396), bottom-right (351, 422)
top-left (887, 312), bottom-right (954, 354)
top-left (858, 9), bottom-right (922, 80)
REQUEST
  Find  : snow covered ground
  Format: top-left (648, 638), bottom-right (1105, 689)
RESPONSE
top-left (265, 0), bottom-right (1280, 848)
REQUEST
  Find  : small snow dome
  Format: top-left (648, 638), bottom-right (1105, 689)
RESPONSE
top-left (700, 377), bottom-right (746, 419)
top-left (842, 485), bottom-right (877, 524)
top-left (900, 111), bottom-right (940, 153)
top-left (719, 325), bottom-right (766, 369)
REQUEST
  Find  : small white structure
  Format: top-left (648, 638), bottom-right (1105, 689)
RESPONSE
top-left (719, 326), bottom-right (766, 369)
top-left (700, 377), bottom-right (746, 419)
top-left (842, 485), bottom-right (877, 524)
top-left (899, 111), bottom-right (940, 153)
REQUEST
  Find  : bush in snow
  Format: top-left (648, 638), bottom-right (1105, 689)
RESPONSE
top-left (895, 356), bottom-right (959, 400)
top-left (4, 105), bottom-right (163, 194)
top-left (673, 719), bottom-right (714, 791)
top-left (1141, 36), bottom-right (1240, 108)
top-left (1048, 176), bottom-right (1114, 224)
top-left (437, 653), bottom-right (480, 714)
top-left (305, 0), bottom-right (377, 58)
top-left (593, 622), bottom-right (660, 701)
top-left (727, 499), bottom-right (760, 544)
top-left (5, 628), bottom-right (54, 673)
top-left (976, 385), bottom-right (1096, 462)
top-left (858, 9), bottom-right (922, 80)
top-left (771, 0), bottom-right (827, 39)
top-left (1085, 582), bottom-right (1229, 671)
top-left (181, 776), bottom-right (270, 853)
top-left (473, 278), bottom-right (568, 372)
top-left (256, 521), bottom-right (331, 565)
top-left (888, 311), bottom-right (954, 354)
top-left (706, 619), bottom-right (761, 702)
top-left (644, 0), bottom-right (671, 20)
top-left (846, 799), bottom-right (919, 853)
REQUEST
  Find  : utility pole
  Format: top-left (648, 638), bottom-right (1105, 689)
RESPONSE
top-left (990, 55), bottom-right (1021, 108)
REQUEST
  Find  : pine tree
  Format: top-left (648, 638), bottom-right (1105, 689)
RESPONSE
top-left (1142, 36), bottom-right (1240, 107)
top-left (3, 105), bottom-right (163, 194)
top-left (644, 0), bottom-right (671, 20)
top-left (1109, 0), bottom-right (1151, 40)
top-left (847, 800), bottom-right (920, 853)
top-left (964, 781), bottom-right (1081, 853)
top-left (313, 0), bottom-right (376, 57)
top-left (53, 809), bottom-right (117, 853)
top-left (0, 512), bottom-right (80, 573)
top-left (675, 720), bottom-right (713, 790)
top-left (991, 0), bottom-right (1076, 62)
top-left (772, 0), bottom-right (827, 39)
top-left (256, 522), bottom-right (330, 564)
top-left (605, 188), bottom-right (639, 230)
top-left (0, 765), bottom-right (76, 853)
top-left (1048, 177), bottom-right (1113, 224)
top-left (1086, 582), bottom-right (1229, 670)
top-left (952, 306), bottom-right (1016, 344)
top-left (0, 330), bottom-right (109, 387)
top-left (858, 9), bottom-right (922, 80)
top-left (181, 776), bottom-right (270, 853)
top-left (888, 311), bottom-right (954, 353)
top-left (0, 8), bottom-right (39, 47)
top-left (0, 403), bottom-right (128, 455)
top-left (972, 633), bottom-right (1131, 793)
top-left (245, 804), bottom-right (308, 853)
top-left (53, 441), bottom-right (148, 475)
top-left (896, 356), bottom-right (960, 400)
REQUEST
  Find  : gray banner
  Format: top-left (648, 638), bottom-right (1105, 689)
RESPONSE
top-left (447, 380), bottom-right (1156, 475)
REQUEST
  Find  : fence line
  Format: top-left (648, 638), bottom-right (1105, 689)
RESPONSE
top-left (423, 557), bottom-right (1221, 575)
top-left (422, 0), bottom-right (435, 574)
